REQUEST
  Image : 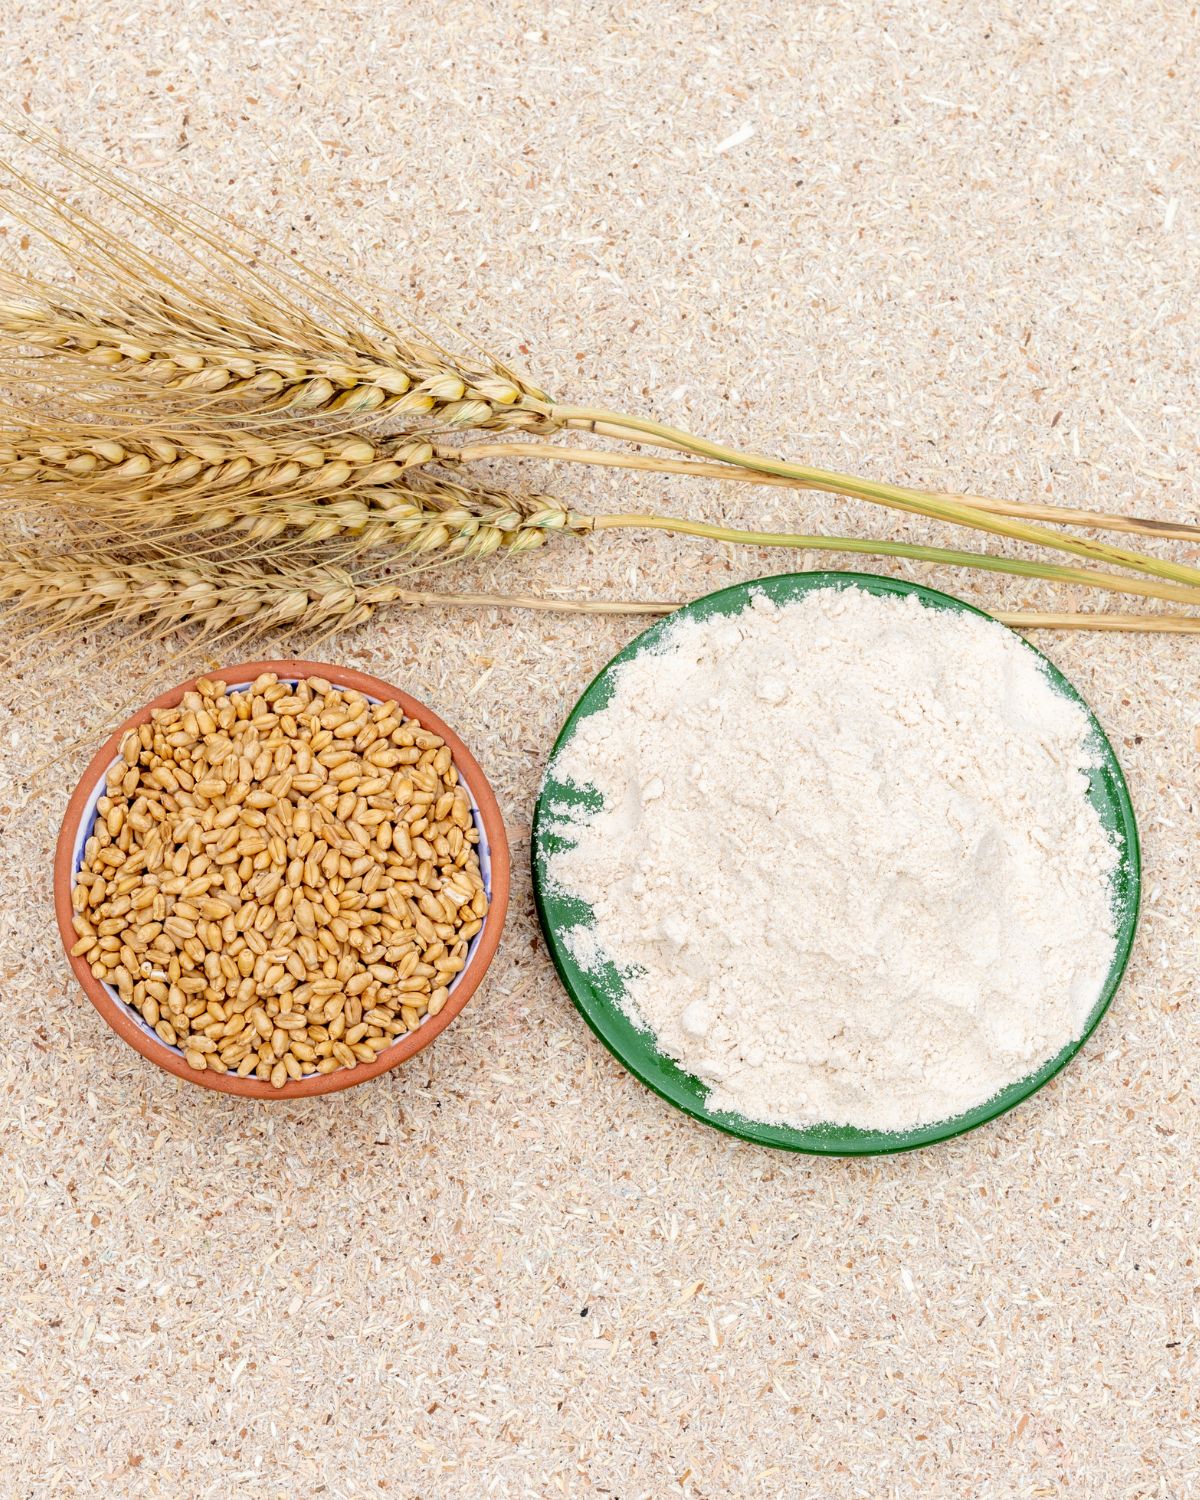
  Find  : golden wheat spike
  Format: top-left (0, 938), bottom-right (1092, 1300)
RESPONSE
top-left (0, 547), bottom-right (673, 647)
top-left (0, 422), bottom-right (436, 501)
top-left (4, 125), bottom-right (1200, 607)
top-left (0, 125), bottom-right (552, 429)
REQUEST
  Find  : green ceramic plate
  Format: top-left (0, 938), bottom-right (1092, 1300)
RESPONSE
top-left (532, 571), bottom-right (1141, 1155)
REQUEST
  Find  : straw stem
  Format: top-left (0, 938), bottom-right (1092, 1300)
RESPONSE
top-left (550, 409), bottom-right (1200, 593)
top-left (450, 439), bottom-right (1200, 544)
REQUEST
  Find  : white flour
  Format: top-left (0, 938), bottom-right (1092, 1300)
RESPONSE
top-left (542, 586), bottom-right (1121, 1132)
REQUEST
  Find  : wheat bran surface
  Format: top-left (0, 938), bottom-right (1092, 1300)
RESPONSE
top-left (0, 3), bottom-right (1196, 1496)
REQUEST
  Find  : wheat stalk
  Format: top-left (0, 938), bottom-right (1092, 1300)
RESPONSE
top-left (4, 126), bottom-right (1200, 648)
top-left (452, 439), bottom-right (1200, 545)
top-left (7, 422), bottom-right (1199, 610)
top-left (996, 612), bottom-right (1200, 633)
top-left (6, 546), bottom-right (1200, 650)
top-left (220, 490), bottom-right (1200, 609)
top-left (10, 420), bottom-right (1199, 548)
top-left (2, 128), bottom-right (1198, 590)
top-left (5, 411), bottom-right (1199, 613)
top-left (9, 466), bottom-right (1200, 634)
top-left (0, 549), bottom-right (677, 638)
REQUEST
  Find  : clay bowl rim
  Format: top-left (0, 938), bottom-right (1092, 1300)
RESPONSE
top-left (54, 659), bottom-right (510, 1100)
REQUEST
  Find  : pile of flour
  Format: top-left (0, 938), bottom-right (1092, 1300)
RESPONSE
top-left (542, 586), bottom-right (1121, 1132)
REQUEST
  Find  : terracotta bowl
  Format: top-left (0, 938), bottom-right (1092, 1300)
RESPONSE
top-left (54, 660), bottom-right (510, 1099)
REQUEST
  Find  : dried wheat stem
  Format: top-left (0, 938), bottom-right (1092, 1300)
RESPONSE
top-left (210, 478), bottom-right (1200, 611)
top-left (10, 499), bottom-right (1200, 651)
top-left (4, 131), bottom-right (1195, 587)
top-left (996, 612), bottom-right (1200, 633)
top-left (6, 547), bottom-right (1200, 644)
top-left (516, 604), bottom-right (1200, 635)
top-left (60, 416), bottom-right (1184, 559)
top-left (8, 402), bottom-right (1197, 610)
top-left (8, 417), bottom-right (1196, 555)
top-left (392, 588), bottom-right (671, 616)
top-left (33, 454), bottom-right (1200, 610)
top-left (449, 439), bottom-right (1200, 544)
top-left (552, 408), bottom-right (1200, 593)
top-left (238, 492), bottom-right (1200, 609)
top-left (38, 458), bottom-right (1198, 613)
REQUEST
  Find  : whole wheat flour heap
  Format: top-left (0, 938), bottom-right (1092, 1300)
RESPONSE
top-left (543, 586), bottom-right (1122, 1133)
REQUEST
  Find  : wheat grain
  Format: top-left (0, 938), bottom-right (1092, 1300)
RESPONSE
top-left (73, 671), bottom-right (487, 1083)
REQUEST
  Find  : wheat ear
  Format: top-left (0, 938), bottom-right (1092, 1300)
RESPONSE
top-left (0, 425), bottom-right (440, 529)
top-left (6, 421), bottom-right (1199, 560)
top-left (0, 128), bottom-right (550, 429)
top-left (0, 550), bottom-right (676, 638)
top-left (6, 546), bottom-right (1200, 648)
top-left (9, 470), bottom-right (1200, 619)
top-left (3, 129), bottom-right (1198, 594)
top-left (12, 287), bottom-right (1200, 594)
top-left (0, 294), bottom-right (552, 428)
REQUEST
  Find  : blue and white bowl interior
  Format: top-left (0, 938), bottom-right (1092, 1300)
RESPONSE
top-left (70, 678), bottom-right (494, 1063)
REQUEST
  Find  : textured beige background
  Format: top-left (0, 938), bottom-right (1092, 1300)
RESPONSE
top-left (1, 2), bottom-right (1198, 1496)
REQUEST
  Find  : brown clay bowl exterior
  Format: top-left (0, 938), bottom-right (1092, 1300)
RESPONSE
top-left (54, 660), bottom-right (510, 1099)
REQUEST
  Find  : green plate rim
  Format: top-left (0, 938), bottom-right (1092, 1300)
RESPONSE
top-left (531, 570), bottom-right (1141, 1156)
